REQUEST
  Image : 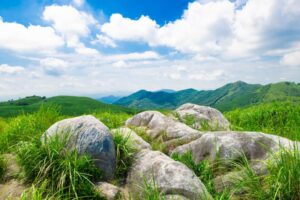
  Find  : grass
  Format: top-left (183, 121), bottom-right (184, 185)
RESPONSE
top-left (16, 135), bottom-right (105, 200)
top-left (94, 112), bottom-right (132, 129)
top-left (225, 101), bottom-right (300, 141)
top-left (0, 105), bottom-right (61, 153)
top-left (112, 131), bottom-right (137, 185)
top-left (142, 177), bottom-right (166, 200)
top-left (0, 154), bottom-right (6, 182)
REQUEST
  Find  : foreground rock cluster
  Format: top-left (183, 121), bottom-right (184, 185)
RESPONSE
top-left (1, 103), bottom-right (299, 200)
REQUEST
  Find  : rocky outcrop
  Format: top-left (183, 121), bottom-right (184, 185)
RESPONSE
top-left (95, 182), bottom-right (122, 200)
top-left (111, 128), bottom-right (151, 151)
top-left (125, 111), bottom-right (202, 153)
top-left (42, 115), bottom-right (116, 179)
top-left (175, 103), bottom-right (230, 131)
top-left (171, 131), bottom-right (298, 165)
top-left (127, 149), bottom-right (212, 200)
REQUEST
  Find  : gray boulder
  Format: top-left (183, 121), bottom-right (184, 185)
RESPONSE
top-left (175, 103), bottom-right (230, 131)
top-left (127, 149), bottom-right (212, 200)
top-left (111, 128), bottom-right (151, 151)
top-left (42, 115), bottom-right (116, 179)
top-left (95, 182), bottom-right (121, 200)
top-left (125, 111), bottom-right (202, 153)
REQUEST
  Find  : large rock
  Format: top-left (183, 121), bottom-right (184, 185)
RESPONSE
top-left (111, 128), bottom-right (151, 151)
top-left (172, 131), bottom-right (299, 166)
top-left (175, 103), bottom-right (230, 131)
top-left (127, 150), bottom-right (212, 200)
top-left (42, 115), bottom-right (116, 179)
top-left (125, 111), bottom-right (202, 153)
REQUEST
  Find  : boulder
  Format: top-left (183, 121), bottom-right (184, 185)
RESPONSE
top-left (175, 103), bottom-right (230, 131)
top-left (165, 195), bottom-right (190, 200)
top-left (95, 182), bottom-right (121, 200)
top-left (172, 131), bottom-right (299, 166)
top-left (125, 111), bottom-right (202, 153)
top-left (42, 115), bottom-right (116, 179)
top-left (111, 128), bottom-right (151, 151)
top-left (127, 149), bottom-right (212, 200)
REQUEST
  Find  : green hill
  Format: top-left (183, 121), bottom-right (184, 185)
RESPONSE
top-left (115, 81), bottom-right (300, 111)
top-left (0, 95), bottom-right (135, 118)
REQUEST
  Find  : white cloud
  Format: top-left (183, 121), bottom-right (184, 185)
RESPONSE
top-left (188, 69), bottom-right (225, 81)
top-left (110, 51), bottom-right (160, 61)
top-left (43, 5), bottom-right (97, 47)
top-left (101, 14), bottom-right (158, 43)
top-left (75, 46), bottom-right (100, 56)
top-left (0, 64), bottom-right (25, 74)
top-left (113, 60), bottom-right (128, 68)
top-left (73, 0), bottom-right (85, 7)
top-left (0, 17), bottom-right (64, 53)
top-left (40, 58), bottom-right (69, 76)
top-left (92, 34), bottom-right (117, 48)
top-left (280, 51), bottom-right (300, 67)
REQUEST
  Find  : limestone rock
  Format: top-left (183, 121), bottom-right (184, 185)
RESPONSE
top-left (95, 182), bottom-right (121, 200)
top-left (175, 103), bottom-right (230, 131)
top-left (127, 149), bottom-right (212, 200)
top-left (42, 115), bottom-right (116, 179)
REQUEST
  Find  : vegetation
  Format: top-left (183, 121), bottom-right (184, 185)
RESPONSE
top-left (0, 106), bottom-right (61, 153)
top-left (0, 154), bottom-right (6, 182)
top-left (112, 131), bottom-right (137, 184)
top-left (143, 178), bottom-right (166, 200)
top-left (17, 136), bottom-right (104, 199)
top-left (0, 95), bottom-right (136, 118)
top-left (94, 112), bottom-right (132, 129)
top-left (226, 101), bottom-right (300, 141)
top-left (115, 81), bottom-right (300, 111)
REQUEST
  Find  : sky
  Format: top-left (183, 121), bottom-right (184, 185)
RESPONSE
top-left (0, 0), bottom-right (300, 100)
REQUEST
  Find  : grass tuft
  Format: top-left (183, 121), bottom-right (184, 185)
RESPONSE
top-left (0, 154), bottom-right (7, 182)
top-left (94, 112), bottom-right (132, 129)
top-left (17, 135), bottom-right (104, 199)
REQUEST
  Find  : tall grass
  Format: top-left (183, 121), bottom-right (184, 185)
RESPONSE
top-left (0, 105), bottom-right (61, 153)
top-left (112, 131), bottom-right (137, 185)
top-left (225, 101), bottom-right (300, 140)
top-left (94, 112), bottom-right (132, 129)
top-left (0, 154), bottom-right (6, 182)
top-left (17, 135), bottom-right (104, 199)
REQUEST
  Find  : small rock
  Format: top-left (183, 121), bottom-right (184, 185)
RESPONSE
top-left (42, 115), bottom-right (116, 179)
top-left (95, 182), bottom-right (121, 200)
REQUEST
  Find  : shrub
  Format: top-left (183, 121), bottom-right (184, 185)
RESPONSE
top-left (17, 136), bottom-right (104, 199)
top-left (94, 112), bottom-right (132, 129)
top-left (113, 131), bottom-right (137, 184)
top-left (0, 105), bottom-right (61, 153)
top-left (0, 154), bottom-right (6, 182)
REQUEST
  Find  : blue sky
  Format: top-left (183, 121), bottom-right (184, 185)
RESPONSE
top-left (0, 0), bottom-right (300, 100)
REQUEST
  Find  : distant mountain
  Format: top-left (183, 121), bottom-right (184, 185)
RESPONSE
top-left (156, 89), bottom-right (176, 93)
top-left (0, 95), bottom-right (135, 118)
top-left (98, 95), bottom-right (123, 104)
top-left (115, 81), bottom-right (300, 111)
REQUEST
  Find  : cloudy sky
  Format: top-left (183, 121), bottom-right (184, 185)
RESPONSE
top-left (0, 0), bottom-right (300, 100)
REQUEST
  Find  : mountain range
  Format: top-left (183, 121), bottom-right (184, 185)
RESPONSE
top-left (114, 81), bottom-right (300, 111)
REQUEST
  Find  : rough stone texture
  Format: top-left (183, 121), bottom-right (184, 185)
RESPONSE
top-left (171, 131), bottom-right (297, 165)
top-left (175, 103), bottom-right (230, 131)
top-left (165, 195), bottom-right (190, 200)
top-left (95, 182), bottom-right (121, 200)
top-left (42, 115), bottom-right (116, 179)
top-left (0, 180), bottom-right (27, 200)
top-left (111, 128), bottom-right (151, 151)
top-left (125, 111), bottom-right (202, 153)
top-left (127, 149), bottom-right (212, 200)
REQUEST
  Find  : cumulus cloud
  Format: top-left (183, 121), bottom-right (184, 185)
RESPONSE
top-left (0, 17), bottom-right (64, 53)
top-left (280, 51), bottom-right (300, 67)
top-left (110, 51), bottom-right (160, 61)
top-left (43, 5), bottom-right (97, 47)
top-left (92, 34), bottom-right (117, 48)
top-left (40, 58), bottom-right (69, 76)
top-left (0, 64), bottom-right (25, 74)
top-left (73, 0), bottom-right (85, 7)
top-left (188, 69), bottom-right (225, 81)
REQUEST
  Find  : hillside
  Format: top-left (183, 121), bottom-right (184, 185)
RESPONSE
top-left (98, 95), bottom-right (123, 104)
top-left (0, 95), bottom-right (135, 118)
top-left (115, 81), bottom-right (300, 111)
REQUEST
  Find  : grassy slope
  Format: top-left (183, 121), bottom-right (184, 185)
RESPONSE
top-left (0, 96), bottom-right (136, 118)
top-left (115, 81), bottom-right (300, 111)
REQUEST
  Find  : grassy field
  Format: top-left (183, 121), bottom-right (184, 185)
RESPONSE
top-left (0, 95), bottom-right (136, 118)
top-left (225, 101), bottom-right (300, 141)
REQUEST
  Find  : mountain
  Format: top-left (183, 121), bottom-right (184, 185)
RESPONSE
top-left (115, 81), bottom-right (300, 111)
top-left (0, 95), bottom-right (135, 118)
top-left (98, 95), bottom-right (123, 104)
top-left (156, 89), bottom-right (176, 93)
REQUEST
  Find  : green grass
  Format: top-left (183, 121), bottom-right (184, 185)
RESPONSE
top-left (0, 154), bottom-right (6, 182)
top-left (112, 131), bottom-right (137, 185)
top-left (94, 112), bottom-right (132, 129)
top-left (142, 177), bottom-right (166, 200)
top-left (0, 95), bottom-right (136, 118)
top-left (0, 105), bottom-right (61, 153)
top-left (17, 135), bottom-right (104, 200)
top-left (225, 101), bottom-right (300, 141)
